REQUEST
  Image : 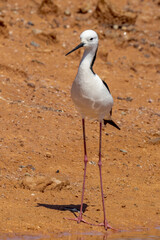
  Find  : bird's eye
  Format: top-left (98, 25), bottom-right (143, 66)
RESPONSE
top-left (90, 38), bottom-right (93, 41)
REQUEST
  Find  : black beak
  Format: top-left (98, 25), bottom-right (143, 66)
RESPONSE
top-left (65, 42), bottom-right (84, 56)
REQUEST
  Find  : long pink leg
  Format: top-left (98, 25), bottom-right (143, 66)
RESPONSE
top-left (65, 120), bottom-right (116, 229)
top-left (65, 118), bottom-right (92, 225)
top-left (77, 118), bottom-right (88, 222)
top-left (98, 121), bottom-right (113, 230)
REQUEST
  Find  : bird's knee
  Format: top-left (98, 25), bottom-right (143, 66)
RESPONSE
top-left (84, 155), bottom-right (88, 163)
top-left (98, 161), bottom-right (102, 167)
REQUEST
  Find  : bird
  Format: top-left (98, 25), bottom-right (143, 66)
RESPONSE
top-left (65, 29), bottom-right (120, 231)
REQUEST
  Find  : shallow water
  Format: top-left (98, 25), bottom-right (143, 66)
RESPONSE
top-left (1, 228), bottom-right (160, 240)
top-left (0, 234), bottom-right (47, 240)
top-left (56, 229), bottom-right (160, 240)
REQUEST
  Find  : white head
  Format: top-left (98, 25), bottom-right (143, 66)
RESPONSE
top-left (66, 30), bottom-right (99, 56)
top-left (80, 30), bottom-right (98, 48)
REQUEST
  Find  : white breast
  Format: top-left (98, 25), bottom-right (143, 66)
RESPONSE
top-left (71, 70), bottom-right (113, 120)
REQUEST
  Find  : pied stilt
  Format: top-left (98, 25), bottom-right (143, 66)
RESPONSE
top-left (65, 29), bottom-right (120, 230)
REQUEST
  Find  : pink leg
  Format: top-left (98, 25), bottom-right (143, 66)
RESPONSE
top-left (77, 118), bottom-right (88, 222)
top-left (65, 119), bottom-right (92, 225)
top-left (65, 120), bottom-right (116, 229)
top-left (98, 121), bottom-right (113, 230)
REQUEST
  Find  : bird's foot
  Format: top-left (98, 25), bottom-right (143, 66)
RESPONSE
top-left (65, 216), bottom-right (118, 231)
top-left (98, 219), bottom-right (118, 231)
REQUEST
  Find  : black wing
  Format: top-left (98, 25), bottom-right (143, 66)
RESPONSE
top-left (102, 80), bottom-right (111, 93)
top-left (102, 80), bottom-right (120, 130)
top-left (103, 119), bottom-right (120, 130)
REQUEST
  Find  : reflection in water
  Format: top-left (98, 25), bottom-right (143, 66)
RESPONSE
top-left (0, 228), bottom-right (160, 240)
top-left (56, 228), bottom-right (160, 240)
top-left (0, 234), bottom-right (48, 240)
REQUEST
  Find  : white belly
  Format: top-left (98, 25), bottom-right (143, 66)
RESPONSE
top-left (71, 74), bottom-right (113, 120)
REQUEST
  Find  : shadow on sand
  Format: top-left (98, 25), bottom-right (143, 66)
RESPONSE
top-left (37, 203), bottom-right (88, 214)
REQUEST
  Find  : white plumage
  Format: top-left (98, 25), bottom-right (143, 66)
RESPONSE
top-left (66, 29), bottom-right (119, 129)
top-left (71, 72), bottom-right (113, 120)
top-left (71, 30), bottom-right (113, 120)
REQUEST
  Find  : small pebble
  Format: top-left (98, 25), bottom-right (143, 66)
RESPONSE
top-left (45, 152), bottom-right (52, 158)
top-left (121, 205), bottom-right (126, 208)
top-left (126, 97), bottom-right (133, 102)
top-left (19, 165), bottom-right (35, 171)
top-left (120, 149), bottom-right (127, 153)
top-left (149, 137), bottom-right (160, 145)
top-left (122, 26), bottom-right (127, 31)
top-left (117, 96), bottom-right (133, 102)
top-left (32, 29), bottom-right (42, 35)
top-left (30, 41), bottom-right (40, 48)
top-left (89, 161), bottom-right (96, 165)
top-left (121, 111), bottom-right (126, 115)
top-left (19, 165), bottom-right (25, 169)
top-left (150, 42), bottom-right (156, 47)
top-left (78, 4), bottom-right (90, 14)
top-left (133, 43), bottom-right (139, 48)
top-left (113, 24), bottom-right (119, 30)
top-left (148, 98), bottom-right (153, 103)
top-left (26, 164), bottom-right (35, 171)
top-left (63, 24), bottom-right (70, 29)
top-left (27, 21), bottom-right (34, 26)
top-left (27, 82), bottom-right (35, 88)
top-left (136, 164), bottom-right (142, 168)
top-left (64, 9), bottom-right (71, 16)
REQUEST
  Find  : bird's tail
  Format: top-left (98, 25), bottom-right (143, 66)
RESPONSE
top-left (103, 119), bottom-right (120, 130)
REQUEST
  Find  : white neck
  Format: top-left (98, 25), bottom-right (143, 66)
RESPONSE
top-left (78, 46), bottom-right (98, 73)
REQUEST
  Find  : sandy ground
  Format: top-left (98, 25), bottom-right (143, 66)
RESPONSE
top-left (0, 0), bottom-right (160, 238)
